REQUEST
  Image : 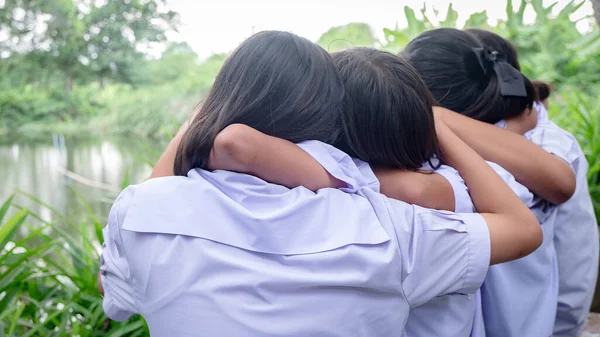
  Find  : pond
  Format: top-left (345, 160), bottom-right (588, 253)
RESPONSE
top-left (0, 135), bottom-right (164, 234)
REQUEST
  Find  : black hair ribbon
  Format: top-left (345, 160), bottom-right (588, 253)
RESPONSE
top-left (471, 47), bottom-right (527, 97)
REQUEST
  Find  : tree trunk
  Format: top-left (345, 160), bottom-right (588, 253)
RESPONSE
top-left (594, 0), bottom-right (600, 28)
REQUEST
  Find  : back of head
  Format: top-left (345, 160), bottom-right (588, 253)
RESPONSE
top-left (532, 80), bottom-right (552, 101)
top-left (174, 31), bottom-right (345, 176)
top-left (331, 47), bottom-right (439, 170)
top-left (403, 28), bottom-right (536, 124)
top-left (466, 28), bottom-right (520, 70)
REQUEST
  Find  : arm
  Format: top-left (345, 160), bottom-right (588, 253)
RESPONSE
top-left (435, 119), bottom-right (542, 265)
top-left (150, 121), bottom-right (190, 179)
top-left (211, 125), bottom-right (459, 211)
top-left (435, 107), bottom-right (575, 205)
top-left (98, 187), bottom-right (138, 321)
top-left (208, 124), bottom-right (344, 190)
top-left (374, 167), bottom-right (456, 211)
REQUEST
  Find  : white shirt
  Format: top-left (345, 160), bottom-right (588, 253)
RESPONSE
top-left (479, 115), bottom-right (559, 337)
top-left (407, 162), bottom-right (551, 337)
top-left (526, 102), bottom-right (599, 337)
top-left (100, 141), bottom-right (491, 337)
top-left (404, 163), bottom-right (478, 337)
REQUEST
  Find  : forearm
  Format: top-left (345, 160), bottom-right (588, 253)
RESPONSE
top-left (437, 107), bottom-right (575, 204)
top-left (437, 121), bottom-right (527, 215)
top-left (208, 124), bottom-right (343, 190)
top-left (436, 121), bottom-right (541, 264)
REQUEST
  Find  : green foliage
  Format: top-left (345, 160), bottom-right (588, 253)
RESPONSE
top-left (0, 0), bottom-right (179, 90)
top-left (548, 92), bottom-right (600, 217)
top-left (0, 45), bottom-right (225, 140)
top-left (383, 0), bottom-right (600, 90)
top-left (381, 0), bottom-right (600, 221)
top-left (0, 0), bottom-right (188, 140)
top-left (316, 22), bottom-right (379, 52)
top-left (0, 194), bottom-right (150, 336)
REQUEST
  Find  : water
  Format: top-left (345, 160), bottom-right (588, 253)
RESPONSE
top-left (0, 136), bottom-right (163, 233)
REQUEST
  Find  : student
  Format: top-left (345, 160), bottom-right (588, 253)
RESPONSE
top-left (200, 48), bottom-right (551, 337)
top-left (402, 28), bottom-right (575, 205)
top-left (99, 32), bottom-right (542, 337)
top-left (468, 28), bottom-right (600, 337)
top-left (402, 27), bottom-right (575, 337)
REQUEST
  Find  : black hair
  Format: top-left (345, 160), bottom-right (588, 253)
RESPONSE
top-left (532, 80), bottom-right (552, 101)
top-left (403, 28), bottom-right (537, 124)
top-left (466, 28), bottom-right (521, 70)
top-left (331, 47), bottom-right (440, 170)
top-left (174, 30), bottom-right (345, 176)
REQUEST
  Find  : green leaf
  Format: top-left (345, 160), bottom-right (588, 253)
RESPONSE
top-left (107, 320), bottom-right (145, 337)
top-left (0, 208), bottom-right (27, 251)
top-left (557, 0), bottom-right (586, 19)
top-left (0, 195), bottom-right (14, 225)
top-left (465, 11), bottom-right (490, 28)
top-left (439, 3), bottom-right (458, 28)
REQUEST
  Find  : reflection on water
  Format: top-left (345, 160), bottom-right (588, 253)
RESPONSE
top-left (0, 136), bottom-right (162, 233)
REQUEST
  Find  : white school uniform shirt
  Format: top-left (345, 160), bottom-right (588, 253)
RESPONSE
top-left (100, 141), bottom-right (491, 337)
top-left (403, 163), bottom-right (478, 337)
top-left (525, 102), bottom-right (599, 337)
top-left (479, 116), bottom-right (559, 337)
top-left (476, 162), bottom-right (554, 337)
top-left (405, 162), bottom-right (549, 337)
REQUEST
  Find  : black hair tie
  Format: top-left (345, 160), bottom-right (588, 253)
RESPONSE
top-left (471, 47), bottom-right (527, 97)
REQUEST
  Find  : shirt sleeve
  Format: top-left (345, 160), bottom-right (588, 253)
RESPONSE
top-left (386, 200), bottom-right (490, 308)
top-left (100, 186), bottom-right (138, 321)
top-left (526, 125), bottom-right (579, 170)
top-left (432, 165), bottom-right (474, 213)
top-left (296, 140), bottom-right (380, 193)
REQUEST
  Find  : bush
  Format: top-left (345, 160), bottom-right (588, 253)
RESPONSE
top-left (549, 91), bottom-right (600, 217)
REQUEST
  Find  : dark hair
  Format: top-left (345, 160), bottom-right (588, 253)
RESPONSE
top-left (466, 28), bottom-right (520, 70)
top-left (465, 29), bottom-right (553, 103)
top-left (532, 80), bottom-right (552, 101)
top-left (403, 28), bottom-right (537, 124)
top-left (331, 47), bottom-right (439, 170)
top-left (174, 31), bottom-right (345, 176)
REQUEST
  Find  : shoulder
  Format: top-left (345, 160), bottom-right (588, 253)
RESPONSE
top-left (526, 123), bottom-right (579, 166)
top-left (297, 140), bottom-right (380, 192)
top-left (110, 176), bottom-right (190, 227)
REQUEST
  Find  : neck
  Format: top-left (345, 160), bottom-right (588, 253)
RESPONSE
top-left (504, 118), bottom-right (530, 135)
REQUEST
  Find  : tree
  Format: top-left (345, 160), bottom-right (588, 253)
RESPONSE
top-left (316, 22), bottom-right (378, 52)
top-left (132, 42), bottom-right (199, 86)
top-left (0, 0), bottom-right (179, 94)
